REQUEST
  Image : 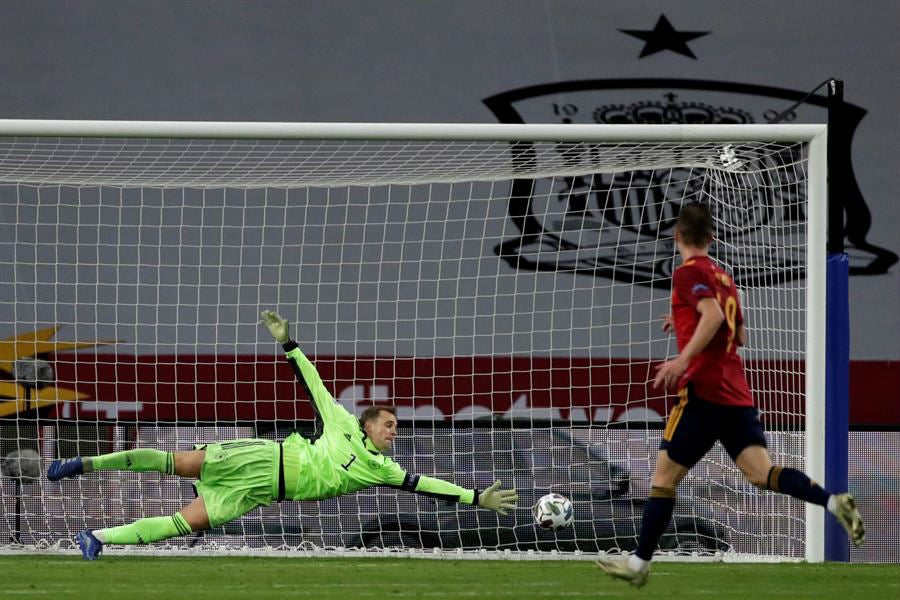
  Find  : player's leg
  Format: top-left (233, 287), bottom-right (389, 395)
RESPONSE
top-left (598, 456), bottom-right (694, 587)
top-left (722, 403), bottom-right (865, 547)
top-left (598, 388), bottom-right (714, 587)
top-left (638, 449), bottom-right (689, 552)
top-left (733, 443), bottom-right (865, 547)
top-left (48, 448), bottom-right (173, 481)
top-left (49, 446), bottom-right (205, 482)
top-left (174, 449), bottom-right (206, 478)
top-left (78, 496), bottom-right (211, 560)
top-left (93, 495), bottom-right (208, 545)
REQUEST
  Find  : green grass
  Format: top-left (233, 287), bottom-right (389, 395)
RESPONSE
top-left (2, 556), bottom-right (897, 599)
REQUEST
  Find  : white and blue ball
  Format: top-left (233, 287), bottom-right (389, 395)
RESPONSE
top-left (532, 493), bottom-right (574, 530)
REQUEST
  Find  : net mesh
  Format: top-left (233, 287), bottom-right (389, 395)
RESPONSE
top-left (0, 134), bottom-right (808, 558)
top-left (0, 137), bottom-right (799, 187)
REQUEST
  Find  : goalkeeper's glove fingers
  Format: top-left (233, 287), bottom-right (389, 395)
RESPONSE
top-left (478, 480), bottom-right (518, 515)
top-left (260, 310), bottom-right (290, 343)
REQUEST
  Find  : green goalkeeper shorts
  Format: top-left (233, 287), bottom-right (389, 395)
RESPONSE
top-left (192, 439), bottom-right (280, 528)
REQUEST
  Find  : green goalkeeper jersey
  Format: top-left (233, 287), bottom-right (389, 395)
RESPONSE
top-left (279, 341), bottom-right (479, 506)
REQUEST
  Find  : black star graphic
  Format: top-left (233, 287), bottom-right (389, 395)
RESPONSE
top-left (620, 14), bottom-right (709, 59)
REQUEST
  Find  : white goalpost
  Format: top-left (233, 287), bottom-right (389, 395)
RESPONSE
top-left (0, 121), bottom-right (827, 561)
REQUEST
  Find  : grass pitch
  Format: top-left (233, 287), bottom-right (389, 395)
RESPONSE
top-left (2, 556), bottom-right (897, 599)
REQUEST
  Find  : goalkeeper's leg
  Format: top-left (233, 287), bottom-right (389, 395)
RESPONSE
top-left (736, 445), bottom-right (865, 547)
top-left (78, 496), bottom-right (210, 560)
top-left (48, 449), bottom-right (205, 481)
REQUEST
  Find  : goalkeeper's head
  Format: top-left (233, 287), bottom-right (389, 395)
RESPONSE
top-left (360, 406), bottom-right (398, 451)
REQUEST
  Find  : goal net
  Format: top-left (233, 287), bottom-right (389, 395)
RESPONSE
top-left (0, 122), bottom-right (826, 560)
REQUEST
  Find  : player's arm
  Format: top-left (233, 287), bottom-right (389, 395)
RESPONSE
top-left (675, 298), bottom-right (724, 363)
top-left (654, 298), bottom-right (723, 391)
top-left (654, 268), bottom-right (725, 390)
top-left (383, 462), bottom-right (517, 515)
top-left (260, 310), bottom-right (350, 424)
top-left (735, 287), bottom-right (747, 347)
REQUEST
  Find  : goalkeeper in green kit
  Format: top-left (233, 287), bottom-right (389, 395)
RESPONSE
top-left (48, 310), bottom-right (518, 560)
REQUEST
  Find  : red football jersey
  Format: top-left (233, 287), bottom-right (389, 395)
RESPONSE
top-left (670, 255), bottom-right (754, 406)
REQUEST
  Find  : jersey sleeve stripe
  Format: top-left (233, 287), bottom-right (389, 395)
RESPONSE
top-left (400, 472), bottom-right (420, 492)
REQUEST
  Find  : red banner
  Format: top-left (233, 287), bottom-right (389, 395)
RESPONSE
top-left (32, 353), bottom-right (898, 425)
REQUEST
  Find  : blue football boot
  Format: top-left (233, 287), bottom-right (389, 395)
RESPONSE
top-left (47, 457), bottom-right (84, 481)
top-left (76, 529), bottom-right (103, 560)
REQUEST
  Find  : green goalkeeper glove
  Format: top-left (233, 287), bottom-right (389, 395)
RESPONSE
top-left (478, 480), bottom-right (518, 515)
top-left (260, 310), bottom-right (290, 344)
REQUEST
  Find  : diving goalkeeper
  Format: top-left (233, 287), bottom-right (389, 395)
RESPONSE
top-left (48, 310), bottom-right (518, 560)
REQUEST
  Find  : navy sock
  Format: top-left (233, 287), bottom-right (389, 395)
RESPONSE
top-left (767, 466), bottom-right (830, 507)
top-left (636, 486), bottom-right (676, 561)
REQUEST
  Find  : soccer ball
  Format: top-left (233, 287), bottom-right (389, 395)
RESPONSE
top-left (532, 493), bottom-right (574, 530)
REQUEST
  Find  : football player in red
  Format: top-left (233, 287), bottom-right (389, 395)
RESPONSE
top-left (597, 202), bottom-right (864, 587)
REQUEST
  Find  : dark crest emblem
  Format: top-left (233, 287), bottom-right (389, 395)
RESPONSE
top-left (484, 79), bottom-right (897, 288)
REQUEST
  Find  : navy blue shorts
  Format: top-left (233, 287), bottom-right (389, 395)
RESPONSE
top-left (659, 385), bottom-right (767, 469)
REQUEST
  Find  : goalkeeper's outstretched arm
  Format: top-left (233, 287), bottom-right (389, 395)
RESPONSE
top-left (388, 466), bottom-right (517, 515)
top-left (260, 309), bottom-right (352, 425)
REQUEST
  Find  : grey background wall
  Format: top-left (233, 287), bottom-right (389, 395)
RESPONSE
top-left (1, 0), bottom-right (897, 363)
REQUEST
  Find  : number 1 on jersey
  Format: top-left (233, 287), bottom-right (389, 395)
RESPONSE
top-left (341, 453), bottom-right (357, 471)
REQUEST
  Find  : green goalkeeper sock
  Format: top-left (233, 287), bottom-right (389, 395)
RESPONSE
top-left (94, 513), bottom-right (192, 545)
top-left (85, 449), bottom-right (175, 475)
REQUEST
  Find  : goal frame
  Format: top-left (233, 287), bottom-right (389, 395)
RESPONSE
top-left (0, 119), bottom-right (835, 562)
